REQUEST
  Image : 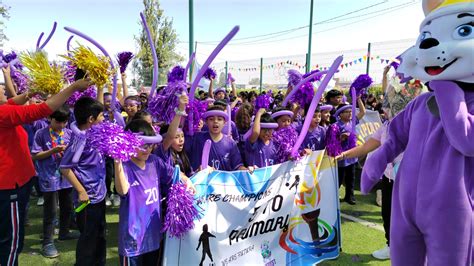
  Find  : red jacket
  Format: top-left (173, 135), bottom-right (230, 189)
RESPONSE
top-left (0, 99), bottom-right (52, 189)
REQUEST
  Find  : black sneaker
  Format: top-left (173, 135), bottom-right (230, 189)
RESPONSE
top-left (344, 198), bottom-right (356, 205)
top-left (58, 231), bottom-right (80, 241)
top-left (42, 243), bottom-right (59, 258)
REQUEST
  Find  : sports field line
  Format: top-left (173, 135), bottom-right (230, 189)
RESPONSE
top-left (340, 212), bottom-right (385, 232)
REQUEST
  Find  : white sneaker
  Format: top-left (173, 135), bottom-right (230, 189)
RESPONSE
top-left (112, 194), bottom-right (120, 207)
top-left (37, 196), bottom-right (44, 206)
top-left (105, 196), bottom-right (112, 207)
top-left (372, 245), bottom-right (390, 260)
top-left (376, 189), bottom-right (382, 207)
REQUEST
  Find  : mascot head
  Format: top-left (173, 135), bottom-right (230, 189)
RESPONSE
top-left (397, 0), bottom-right (474, 83)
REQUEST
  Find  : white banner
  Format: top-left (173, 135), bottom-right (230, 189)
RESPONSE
top-left (163, 151), bottom-right (341, 265)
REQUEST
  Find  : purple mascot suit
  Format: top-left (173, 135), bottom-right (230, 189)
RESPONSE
top-left (361, 0), bottom-right (474, 265)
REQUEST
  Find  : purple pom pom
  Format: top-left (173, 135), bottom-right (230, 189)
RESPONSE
top-left (255, 94), bottom-right (271, 110)
top-left (303, 69), bottom-right (322, 82)
top-left (203, 67), bottom-right (216, 80)
top-left (185, 100), bottom-right (209, 132)
top-left (167, 66), bottom-right (186, 83)
top-left (147, 81), bottom-right (187, 123)
top-left (227, 73), bottom-right (235, 82)
top-left (287, 69), bottom-right (302, 87)
top-left (326, 124), bottom-right (343, 157)
top-left (273, 126), bottom-right (299, 163)
top-left (86, 121), bottom-right (143, 161)
top-left (63, 62), bottom-right (77, 84)
top-left (117, 51), bottom-right (134, 73)
top-left (10, 70), bottom-right (29, 94)
top-left (390, 61), bottom-right (399, 70)
top-left (162, 182), bottom-right (199, 238)
top-left (350, 74), bottom-right (373, 100)
top-left (290, 82), bottom-right (314, 107)
top-left (66, 86), bottom-right (97, 107)
top-left (3, 51), bottom-right (23, 70)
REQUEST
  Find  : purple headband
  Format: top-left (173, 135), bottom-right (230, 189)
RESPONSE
top-left (214, 88), bottom-right (227, 95)
top-left (251, 122), bottom-right (278, 129)
top-left (202, 110), bottom-right (229, 121)
top-left (125, 99), bottom-right (141, 106)
top-left (139, 135), bottom-right (162, 144)
top-left (320, 105), bottom-right (333, 111)
top-left (271, 110), bottom-right (293, 119)
top-left (334, 105), bottom-right (352, 117)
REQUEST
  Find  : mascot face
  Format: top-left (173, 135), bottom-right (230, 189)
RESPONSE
top-left (398, 0), bottom-right (474, 83)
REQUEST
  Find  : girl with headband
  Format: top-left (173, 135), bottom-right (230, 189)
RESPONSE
top-left (185, 105), bottom-right (245, 172)
top-left (113, 119), bottom-right (190, 266)
top-left (330, 97), bottom-right (366, 205)
top-left (245, 108), bottom-right (279, 168)
top-left (271, 106), bottom-right (294, 130)
top-left (319, 104), bottom-right (333, 129)
top-left (123, 95), bottom-right (142, 124)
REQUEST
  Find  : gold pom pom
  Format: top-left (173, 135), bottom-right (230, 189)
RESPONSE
top-left (62, 44), bottom-right (114, 89)
top-left (20, 51), bottom-right (64, 95)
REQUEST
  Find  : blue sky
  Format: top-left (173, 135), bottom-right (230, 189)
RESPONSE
top-left (1, 0), bottom-right (424, 83)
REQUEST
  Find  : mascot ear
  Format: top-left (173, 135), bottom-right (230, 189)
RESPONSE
top-left (422, 0), bottom-right (444, 15)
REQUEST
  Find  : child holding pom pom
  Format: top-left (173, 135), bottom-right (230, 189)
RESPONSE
top-left (113, 120), bottom-right (180, 265)
top-left (59, 97), bottom-right (107, 265)
top-left (245, 108), bottom-right (278, 168)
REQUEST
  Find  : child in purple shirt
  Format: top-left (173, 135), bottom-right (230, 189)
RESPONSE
top-left (245, 108), bottom-right (278, 168)
top-left (114, 119), bottom-right (178, 266)
top-left (32, 106), bottom-right (77, 258)
top-left (185, 106), bottom-right (245, 172)
top-left (297, 108), bottom-right (327, 152)
top-left (59, 97), bottom-right (107, 265)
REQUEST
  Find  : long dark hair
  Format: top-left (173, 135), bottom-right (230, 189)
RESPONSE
top-left (160, 124), bottom-right (193, 176)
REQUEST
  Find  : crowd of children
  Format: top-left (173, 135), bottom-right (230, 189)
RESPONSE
top-left (0, 58), bottom-right (423, 265)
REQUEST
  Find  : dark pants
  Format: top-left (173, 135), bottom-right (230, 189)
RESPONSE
top-left (75, 200), bottom-right (106, 266)
top-left (338, 164), bottom-right (356, 200)
top-left (381, 175), bottom-right (393, 246)
top-left (105, 157), bottom-right (116, 196)
top-left (42, 188), bottom-right (74, 245)
top-left (119, 249), bottom-right (159, 266)
top-left (0, 179), bottom-right (32, 266)
top-left (32, 176), bottom-right (42, 197)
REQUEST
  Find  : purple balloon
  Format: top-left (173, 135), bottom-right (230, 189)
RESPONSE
top-left (36, 32), bottom-right (44, 50)
top-left (140, 12), bottom-right (159, 99)
top-left (38, 21), bottom-right (57, 50)
top-left (290, 56), bottom-right (343, 158)
top-left (140, 135), bottom-right (163, 144)
top-left (69, 122), bottom-right (87, 164)
top-left (201, 139), bottom-right (212, 170)
top-left (226, 105), bottom-right (232, 135)
top-left (189, 26), bottom-right (239, 99)
top-left (183, 52), bottom-right (195, 82)
top-left (351, 87), bottom-right (357, 132)
top-left (282, 70), bottom-right (328, 106)
top-left (67, 35), bottom-right (74, 52)
top-left (243, 126), bottom-right (253, 141)
top-left (64, 26), bottom-right (118, 109)
top-left (188, 26), bottom-right (240, 134)
top-left (113, 110), bottom-right (126, 128)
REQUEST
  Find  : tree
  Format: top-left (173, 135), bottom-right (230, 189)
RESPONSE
top-left (217, 72), bottom-right (226, 87)
top-left (0, 1), bottom-right (10, 44)
top-left (133, 0), bottom-right (183, 86)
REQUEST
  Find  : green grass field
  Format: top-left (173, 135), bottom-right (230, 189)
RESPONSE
top-left (19, 181), bottom-right (390, 265)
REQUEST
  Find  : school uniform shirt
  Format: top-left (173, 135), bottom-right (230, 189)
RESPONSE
top-left (154, 145), bottom-right (193, 178)
top-left (23, 118), bottom-right (49, 149)
top-left (0, 99), bottom-right (52, 189)
top-left (297, 125), bottom-right (327, 151)
top-left (118, 154), bottom-right (173, 257)
top-left (185, 131), bottom-right (243, 172)
top-left (59, 130), bottom-right (106, 205)
top-left (31, 127), bottom-right (73, 192)
top-left (244, 139), bottom-right (277, 168)
top-left (334, 119), bottom-right (359, 167)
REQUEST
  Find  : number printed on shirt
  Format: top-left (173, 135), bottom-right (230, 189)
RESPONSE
top-left (144, 187), bottom-right (159, 205)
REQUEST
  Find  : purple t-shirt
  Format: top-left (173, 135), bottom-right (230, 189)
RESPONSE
top-left (185, 132), bottom-right (243, 171)
top-left (32, 127), bottom-right (72, 192)
top-left (60, 130), bottom-right (106, 205)
top-left (118, 154), bottom-right (173, 257)
top-left (298, 125), bottom-right (327, 151)
top-left (244, 139), bottom-right (277, 167)
top-left (154, 145), bottom-right (193, 178)
top-left (335, 120), bottom-right (359, 167)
